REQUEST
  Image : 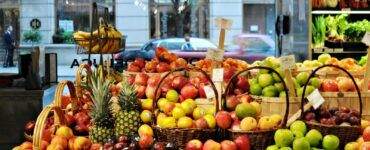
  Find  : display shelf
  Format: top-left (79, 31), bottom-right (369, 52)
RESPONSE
top-left (312, 10), bottom-right (370, 14)
top-left (312, 48), bottom-right (367, 54)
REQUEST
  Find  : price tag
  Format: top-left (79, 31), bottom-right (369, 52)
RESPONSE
top-left (203, 85), bottom-right (215, 99)
top-left (206, 48), bottom-right (224, 62)
top-left (212, 68), bottom-right (224, 82)
top-left (362, 32), bottom-right (370, 46)
top-left (306, 89), bottom-right (325, 109)
top-left (279, 55), bottom-right (296, 70)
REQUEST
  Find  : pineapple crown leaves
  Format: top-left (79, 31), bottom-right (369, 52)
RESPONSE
top-left (89, 69), bottom-right (115, 127)
top-left (118, 80), bottom-right (141, 111)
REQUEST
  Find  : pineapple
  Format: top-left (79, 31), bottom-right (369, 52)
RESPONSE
top-left (114, 80), bottom-right (142, 138)
top-left (89, 69), bottom-right (115, 143)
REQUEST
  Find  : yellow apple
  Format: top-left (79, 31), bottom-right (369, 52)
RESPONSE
top-left (184, 99), bottom-right (196, 109)
top-left (193, 107), bottom-right (206, 120)
top-left (240, 117), bottom-right (257, 131)
top-left (55, 126), bottom-right (74, 140)
top-left (141, 98), bottom-right (153, 110)
top-left (250, 101), bottom-right (262, 116)
top-left (158, 117), bottom-right (177, 128)
top-left (181, 101), bottom-right (194, 115)
top-left (258, 116), bottom-right (274, 130)
top-left (140, 110), bottom-right (152, 123)
top-left (172, 106), bottom-right (186, 119)
top-left (203, 114), bottom-right (216, 129)
top-left (177, 117), bottom-right (193, 128)
top-left (138, 124), bottom-right (154, 137)
top-left (157, 98), bottom-right (168, 111)
top-left (205, 107), bottom-right (216, 116)
top-left (73, 136), bottom-right (91, 150)
top-left (270, 114), bottom-right (283, 127)
top-left (362, 119), bottom-right (370, 130)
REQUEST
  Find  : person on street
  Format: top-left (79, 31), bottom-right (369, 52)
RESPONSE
top-left (3, 25), bottom-right (15, 67)
top-left (182, 35), bottom-right (193, 51)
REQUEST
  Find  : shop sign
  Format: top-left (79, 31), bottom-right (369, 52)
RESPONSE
top-left (30, 19), bottom-right (41, 29)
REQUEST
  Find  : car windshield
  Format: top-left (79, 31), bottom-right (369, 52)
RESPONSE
top-left (144, 38), bottom-right (217, 51)
top-left (242, 37), bottom-right (272, 51)
top-left (189, 38), bottom-right (217, 51)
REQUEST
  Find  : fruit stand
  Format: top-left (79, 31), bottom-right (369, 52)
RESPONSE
top-left (10, 1), bottom-right (370, 150)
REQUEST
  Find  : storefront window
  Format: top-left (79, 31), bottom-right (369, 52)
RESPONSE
top-left (55, 0), bottom-right (115, 43)
top-left (149, 0), bottom-right (209, 38)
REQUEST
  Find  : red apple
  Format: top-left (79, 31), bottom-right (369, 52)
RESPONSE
top-left (215, 111), bottom-right (232, 129)
top-left (172, 75), bottom-right (188, 90)
top-left (226, 96), bottom-right (240, 111)
top-left (186, 139), bottom-right (203, 150)
top-left (233, 89), bottom-right (244, 95)
top-left (224, 67), bottom-right (236, 82)
top-left (239, 95), bottom-right (252, 104)
top-left (156, 62), bottom-right (171, 73)
top-left (229, 111), bottom-right (238, 121)
top-left (190, 77), bottom-right (201, 88)
top-left (234, 135), bottom-right (251, 150)
top-left (135, 73), bottom-right (149, 86)
top-left (236, 76), bottom-right (249, 92)
top-left (220, 140), bottom-right (237, 150)
top-left (321, 79), bottom-right (339, 92)
top-left (127, 75), bottom-right (135, 85)
top-left (153, 142), bottom-right (166, 150)
top-left (231, 120), bottom-right (241, 131)
top-left (181, 84), bottom-right (198, 100)
top-left (139, 135), bottom-right (154, 149)
top-left (195, 118), bottom-right (209, 129)
top-left (148, 75), bottom-right (161, 86)
top-left (364, 126), bottom-right (370, 142)
top-left (127, 64), bottom-right (141, 72)
top-left (203, 140), bottom-right (221, 150)
top-left (160, 82), bottom-right (172, 97)
top-left (133, 58), bottom-right (146, 68)
top-left (135, 85), bottom-right (146, 99)
top-left (198, 83), bottom-right (207, 98)
top-left (64, 114), bottom-right (76, 127)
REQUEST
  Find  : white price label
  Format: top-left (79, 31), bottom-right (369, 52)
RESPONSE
top-left (206, 48), bottom-right (224, 62)
top-left (203, 85), bottom-right (215, 99)
top-left (362, 32), bottom-right (370, 46)
top-left (212, 68), bottom-right (224, 82)
top-left (280, 55), bottom-right (296, 70)
top-left (307, 89), bottom-right (325, 109)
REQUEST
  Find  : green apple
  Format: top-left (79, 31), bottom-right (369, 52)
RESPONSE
top-left (296, 72), bottom-right (310, 86)
top-left (297, 86), bottom-right (315, 97)
top-left (235, 103), bottom-right (257, 119)
top-left (305, 129), bottom-right (322, 147)
top-left (274, 129), bottom-right (294, 147)
top-left (322, 135), bottom-right (339, 150)
top-left (266, 145), bottom-right (279, 150)
top-left (258, 74), bottom-right (274, 88)
top-left (293, 131), bottom-right (304, 140)
top-left (250, 83), bottom-right (263, 96)
top-left (290, 121), bottom-right (307, 135)
top-left (274, 82), bottom-right (284, 92)
top-left (262, 85), bottom-right (278, 97)
top-left (264, 56), bottom-right (281, 69)
top-left (318, 53), bottom-right (331, 64)
top-left (293, 137), bottom-right (311, 150)
top-left (272, 68), bottom-right (285, 82)
top-left (344, 142), bottom-right (359, 150)
top-left (249, 78), bottom-right (258, 85)
top-left (309, 77), bottom-right (321, 88)
top-left (279, 147), bottom-right (292, 150)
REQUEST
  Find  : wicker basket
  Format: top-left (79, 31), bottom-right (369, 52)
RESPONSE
top-left (300, 64), bottom-right (362, 148)
top-left (151, 67), bottom-right (219, 148)
top-left (224, 66), bottom-right (290, 150)
top-left (32, 105), bottom-right (65, 150)
top-left (53, 80), bottom-right (78, 111)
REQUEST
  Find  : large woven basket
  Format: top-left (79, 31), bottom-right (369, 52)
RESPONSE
top-left (151, 67), bottom-right (219, 148)
top-left (300, 64), bottom-right (362, 148)
top-left (224, 66), bottom-right (290, 150)
top-left (32, 105), bottom-right (65, 150)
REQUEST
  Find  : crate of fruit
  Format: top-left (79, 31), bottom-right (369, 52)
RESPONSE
top-left (222, 66), bottom-right (290, 149)
top-left (150, 67), bottom-right (219, 148)
top-left (300, 64), bottom-right (363, 148)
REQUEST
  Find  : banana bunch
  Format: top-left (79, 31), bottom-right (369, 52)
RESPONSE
top-left (73, 25), bottom-right (123, 53)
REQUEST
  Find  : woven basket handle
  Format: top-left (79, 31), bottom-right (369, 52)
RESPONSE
top-left (33, 106), bottom-right (65, 150)
top-left (53, 80), bottom-right (77, 110)
top-left (300, 64), bottom-right (363, 118)
top-left (152, 67), bottom-right (219, 124)
top-left (75, 63), bottom-right (92, 100)
top-left (223, 66), bottom-right (290, 128)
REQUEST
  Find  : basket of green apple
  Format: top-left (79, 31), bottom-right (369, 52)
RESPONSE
top-left (221, 66), bottom-right (290, 150)
top-left (301, 64), bottom-right (363, 148)
top-left (266, 120), bottom-right (341, 150)
top-left (151, 67), bottom-right (219, 148)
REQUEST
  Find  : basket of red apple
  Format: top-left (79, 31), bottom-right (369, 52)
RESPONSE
top-left (221, 66), bottom-right (290, 150)
top-left (14, 105), bottom-right (98, 150)
top-left (301, 64), bottom-right (363, 148)
top-left (184, 134), bottom-right (252, 150)
top-left (151, 67), bottom-right (219, 148)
